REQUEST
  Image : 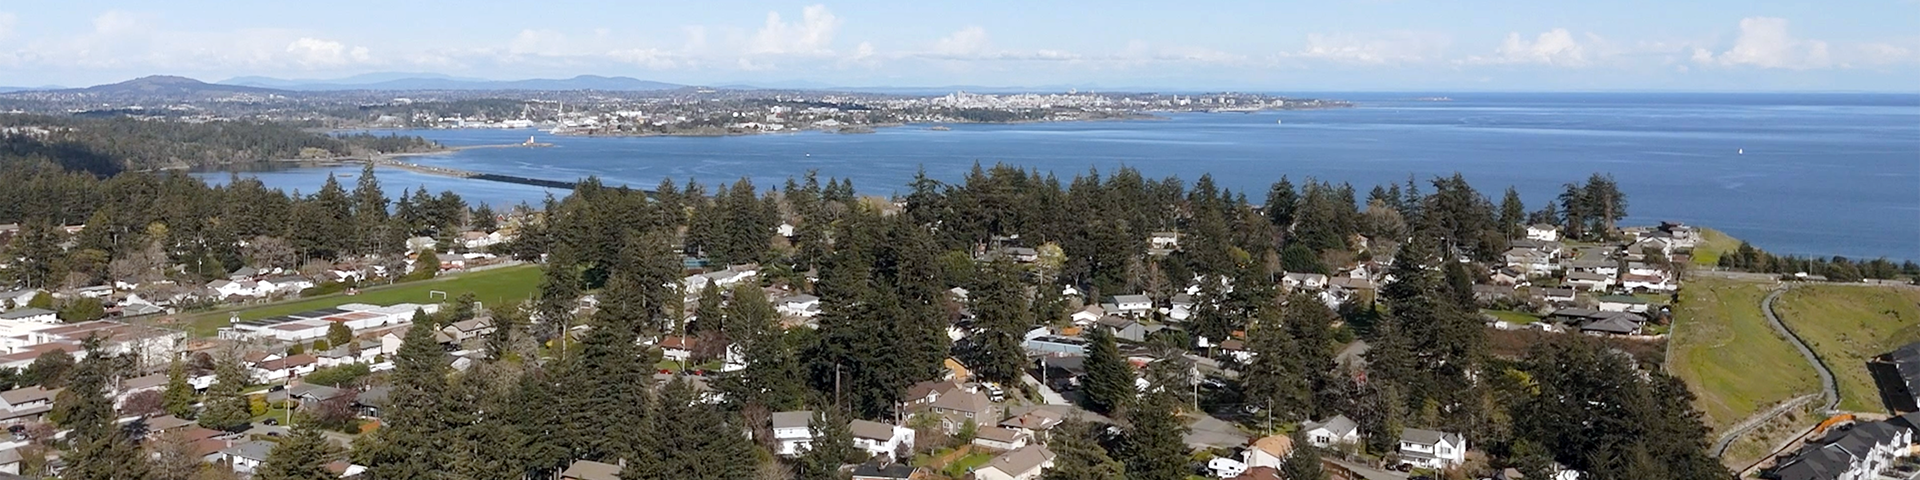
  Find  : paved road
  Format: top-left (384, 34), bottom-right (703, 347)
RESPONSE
top-left (1020, 373), bottom-right (1070, 405)
top-left (1711, 285), bottom-right (1840, 458)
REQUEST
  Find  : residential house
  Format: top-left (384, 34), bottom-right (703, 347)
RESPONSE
top-left (775, 294), bottom-right (821, 318)
top-left (850, 461), bottom-right (922, 480)
top-left (1767, 419), bottom-right (1912, 480)
top-left (209, 280), bottom-right (266, 299)
top-left (973, 444), bottom-right (1055, 480)
top-left (1242, 434), bottom-right (1295, 470)
top-left (441, 317), bottom-right (495, 342)
top-left (0, 447), bottom-right (20, 475)
top-left (560, 460), bottom-right (622, 480)
top-left (928, 389), bottom-right (995, 433)
top-left (998, 408), bottom-right (1065, 439)
top-left (1149, 232), bottom-right (1181, 251)
top-left (1398, 428), bottom-right (1468, 469)
top-left (0, 308), bottom-right (56, 325)
top-left (1025, 335), bottom-right (1088, 356)
top-left (1538, 287), bottom-right (1576, 304)
top-left (851, 419), bottom-right (915, 460)
top-left (1283, 272), bottom-right (1331, 291)
top-left (1096, 316), bottom-right (1146, 342)
top-left (1510, 239), bottom-right (1566, 258)
top-left (1471, 285), bottom-right (1515, 304)
top-left (771, 410), bottom-right (815, 456)
top-left (0, 386), bottom-right (59, 424)
top-left (218, 440), bottom-right (277, 474)
top-left (1069, 304), bottom-right (1106, 324)
top-left (1596, 295), bottom-right (1650, 313)
top-left (1526, 224), bottom-right (1560, 242)
top-left (1490, 267), bottom-right (1527, 286)
top-left (1219, 339), bottom-right (1253, 363)
top-left (0, 290), bottom-right (43, 311)
top-left (658, 336), bottom-right (694, 362)
top-left (682, 265), bottom-right (759, 296)
top-left (1167, 293), bottom-right (1195, 321)
top-left (1504, 249), bottom-right (1555, 275)
top-left (1620, 273), bottom-right (1677, 293)
top-left (459, 231), bottom-right (505, 250)
top-left (251, 354), bottom-right (319, 383)
top-left (1550, 309), bottom-right (1648, 336)
top-left (1102, 294), bottom-right (1154, 318)
top-left (902, 379), bottom-right (966, 411)
top-left (259, 276), bottom-right (315, 295)
top-left (973, 426), bottom-right (1031, 451)
top-left (354, 387), bottom-right (390, 418)
top-left (1565, 271), bottom-right (1612, 291)
top-left (404, 236), bottom-right (437, 252)
top-left (113, 373), bottom-right (168, 409)
top-left (1229, 466), bottom-right (1283, 480)
top-left (1301, 415), bottom-right (1362, 448)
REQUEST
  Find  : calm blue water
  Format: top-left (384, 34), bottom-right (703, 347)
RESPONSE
top-left (197, 92), bottom-right (1920, 260)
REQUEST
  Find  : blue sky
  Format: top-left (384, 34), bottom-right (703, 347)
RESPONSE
top-left (1, 1), bottom-right (1915, 91)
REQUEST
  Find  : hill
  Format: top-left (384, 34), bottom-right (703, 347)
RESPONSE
top-left (218, 74), bottom-right (681, 91)
top-left (76, 75), bottom-right (286, 96)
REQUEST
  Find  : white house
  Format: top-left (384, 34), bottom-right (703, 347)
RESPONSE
top-left (850, 419), bottom-right (915, 460)
top-left (1283, 272), bottom-right (1331, 291)
top-left (1103, 294), bottom-right (1154, 318)
top-left (0, 290), bottom-right (42, 311)
top-left (1242, 434), bottom-right (1295, 470)
top-left (209, 280), bottom-right (265, 299)
top-left (258, 276), bottom-right (315, 295)
top-left (0, 308), bottom-right (57, 325)
top-left (1526, 224), bottom-right (1560, 242)
top-left (1504, 249), bottom-right (1555, 275)
top-left (1596, 295), bottom-right (1650, 313)
top-left (775, 294), bottom-right (821, 318)
top-left (1565, 271), bottom-right (1612, 291)
top-left (1770, 418), bottom-right (1912, 480)
top-left (972, 427), bottom-right (1030, 451)
top-left (1398, 428), bottom-right (1468, 469)
top-left (1620, 274), bottom-right (1677, 293)
top-left (973, 445), bottom-right (1054, 480)
top-left (1069, 305), bottom-right (1106, 325)
top-left (1301, 415), bottom-right (1362, 448)
top-left (770, 410), bottom-right (817, 456)
top-left (217, 441), bottom-right (276, 474)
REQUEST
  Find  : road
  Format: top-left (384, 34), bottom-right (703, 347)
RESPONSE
top-left (1020, 373), bottom-right (1069, 405)
top-left (1710, 285), bottom-right (1840, 458)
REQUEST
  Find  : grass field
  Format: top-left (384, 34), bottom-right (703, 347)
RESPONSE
top-left (1774, 285), bottom-right (1920, 413)
top-left (1690, 228), bottom-right (1743, 267)
top-left (1668, 276), bottom-right (1819, 431)
top-left (167, 265), bottom-right (541, 337)
top-left (1482, 309), bottom-right (1540, 324)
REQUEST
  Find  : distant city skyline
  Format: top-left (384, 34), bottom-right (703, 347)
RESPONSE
top-left (2, 1), bottom-right (1915, 91)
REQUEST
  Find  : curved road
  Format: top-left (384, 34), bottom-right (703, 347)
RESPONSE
top-left (1711, 286), bottom-right (1840, 457)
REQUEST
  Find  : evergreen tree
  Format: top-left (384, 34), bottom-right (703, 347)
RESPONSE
top-left (718, 282), bottom-right (807, 411)
top-left (969, 259), bottom-right (1032, 385)
top-left (326, 322), bottom-right (353, 351)
top-left (365, 310), bottom-right (451, 480)
top-left (162, 356), bottom-right (194, 418)
top-left (21, 348), bottom-right (73, 387)
top-left (1283, 293), bottom-right (1342, 419)
top-left (1042, 417), bottom-right (1127, 480)
top-left (198, 354), bottom-right (253, 431)
top-left (55, 339), bottom-right (149, 480)
top-left (510, 366), bottom-right (570, 478)
top-left (1499, 186), bottom-right (1526, 239)
top-left (1264, 177), bottom-right (1299, 234)
top-left (445, 364), bottom-right (527, 480)
top-left (1281, 434), bottom-right (1330, 480)
top-left (534, 260), bottom-right (581, 345)
top-left (1243, 306), bottom-right (1311, 424)
top-left (653, 376), bottom-right (757, 480)
top-left (796, 409), bottom-right (854, 480)
top-left (559, 301), bottom-right (660, 465)
top-left (1081, 328), bottom-right (1135, 415)
top-left (255, 425), bottom-right (342, 480)
top-left (351, 164), bottom-right (390, 255)
top-left (689, 279), bottom-right (726, 336)
top-left (1122, 389), bottom-right (1191, 480)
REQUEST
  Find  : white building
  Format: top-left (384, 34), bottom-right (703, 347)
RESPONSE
top-left (1242, 435), bottom-right (1295, 470)
top-left (1526, 224), bottom-right (1560, 242)
top-left (1102, 294), bottom-right (1154, 318)
top-left (973, 445), bottom-right (1055, 480)
top-left (771, 411), bottom-right (815, 456)
top-left (1398, 428), bottom-right (1468, 469)
top-left (0, 308), bottom-right (57, 325)
top-left (1283, 273), bottom-right (1330, 291)
top-left (850, 419), bottom-right (915, 460)
top-left (1301, 415), bottom-right (1362, 448)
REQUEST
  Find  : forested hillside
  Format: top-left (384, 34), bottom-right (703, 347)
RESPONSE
top-left (0, 114), bottom-right (437, 174)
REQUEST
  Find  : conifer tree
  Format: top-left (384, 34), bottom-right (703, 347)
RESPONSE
top-left (56, 339), bottom-right (149, 480)
top-left (796, 409), bottom-right (853, 480)
top-left (1122, 389), bottom-right (1191, 480)
top-left (162, 356), bottom-right (194, 418)
top-left (653, 376), bottom-right (756, 480)
top-left (1081, 327), bottom-right (1135, 415)
top-left (1243, 306), bottom-right (1311, 424)
top-left (969, 259), bottom-right (1032, 385)
top-left (445, 364), bottom-right (527, 480)
top-left (199, 354), bottom-right (253, 431)
top-left (255, 425), bottom-right (342, 480)
top-left (559, 303), bottom-right (660, 465)
top-left (1042, 417), bottom-right (1126, 480)
top-left (366, 310), bottom-right (451, 479)
top-left (511, 366), bottom-right (570, 478)
top-left (1499, 186), bottom-right (1527, 239)
top-left (1281, 434), bottom-right (1331, 480)
top-left (718, 282), bottom-right (806, 411)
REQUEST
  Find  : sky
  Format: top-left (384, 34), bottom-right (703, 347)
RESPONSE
top-left (0, 1), bottom-right (1915, 91)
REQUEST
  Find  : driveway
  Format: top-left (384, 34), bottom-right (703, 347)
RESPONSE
top-left (1021, 373), bottom-right (1070, 405)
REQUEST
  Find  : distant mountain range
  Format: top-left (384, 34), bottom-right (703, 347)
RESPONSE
top-left (218, 73), bottom-right (682, 92)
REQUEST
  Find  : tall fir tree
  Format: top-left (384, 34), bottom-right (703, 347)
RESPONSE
top-left (162, 355), bottom-right (194, 418)
top-left (653, 376), bottom-right (757, 480)
top-left (255, 425), bottom-right (343, 480)
top-left (1242, 306), bottom-right (1312, 424)
top-left (199, 353), bottom-right (253, 431)
top-left (1081, 327), bottom-right (1136, 415)
top-left (1042, 417), bottom-right (1127, 480)
top-left (54, 339), bottom-right (149, 480)
top-left (717, 282), bottom-right (807, 411)
top-left (1122, 389), bottom-right (1192, 480)
top-left (366, 309), bottom-right (452, 480)
top-left (969, 259), bottom-right (1033, 385)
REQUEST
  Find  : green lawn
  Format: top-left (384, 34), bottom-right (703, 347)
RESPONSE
top-left (171, 265), bottom-right (541, 337)
top-left (1482, 309), bottom-right (1541, 325)
top-left (1689, 228), bottom-right (1742, 267)
top-left (1774, 285), bottom-right (1920, 412)
top-left (944, 452), bottom-right (993, 477)
top-left (1667, 276), bottom-right (1819, 431)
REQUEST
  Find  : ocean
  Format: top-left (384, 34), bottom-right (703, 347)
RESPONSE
top-left (195, 92), bottom-right (1920, 261)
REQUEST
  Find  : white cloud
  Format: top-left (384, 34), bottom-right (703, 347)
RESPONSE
top-left (286, 38), bottom-right (371, 68)
top-left (933, 26), bottom-right (989, 56)
top-left (1696, 17), bottom-right (1830, 69)
top-left (1292, 32), bottom-right (1450, 64)
top-left (1472, 28), bottom-right (1590, 66)
top-left (92, 10), bottom-right (145, 36)
top-left (0, 12), bottom-right (17, 39)
top-left (747, 4), bottom-right (840, 55)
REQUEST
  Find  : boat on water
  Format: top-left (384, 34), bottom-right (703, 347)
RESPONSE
top-left (1275, 119), bottom-right (1284, 124)
top-left (929, 125), bottom-right (952, 131)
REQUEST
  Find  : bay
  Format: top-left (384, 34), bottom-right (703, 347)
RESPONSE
top-left (196, 92), bottom-right (1920, 261)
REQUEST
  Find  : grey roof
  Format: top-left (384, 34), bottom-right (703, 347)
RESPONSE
top-left (778, 293), bottom-right (820, 304)
top-left (771, 410), bottom-right (813, 429)
top-left (975, 426), bottom-right (1026, 443)
top-left (145, 414), bottom-right (194, 432)
top-left (1303, 415), bottom-right (1359, 437)
top-left (1596, 295), bottom-right (1647, 304)
top-left (1096, 316), bottom-right (1139, 329)
top-left (221, 440), bottom-right (276, 461)
top-left (355, 387), bottom-right (391, 407)
top-left (1772, 420), bottom-right (1908, 480)
top-left (930, 390), bottom-right (992, 415)
top-left (1108, 294), bottom-right (1151, 304)
top-left (1399, 428), bottom-right (1464, 447)
top-left (981, 445), bottom-right (1054, 476)
top-left (0, 386), bottom-right (57, 405)
top-left (850, 419), bottom-right (897, 441)
top-left (1566, 271), bottom-right (1610, 281)
top-left (1579, 315), bottom-right (1642, 335)
top-left (850, 462), bottom-right (918, 479)
top-left (120, 373), bottom-right (168, 391)
top-left (0, 307), bottom-right (54, 319)
top-left (561, 459), bottom-right (623, 480)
